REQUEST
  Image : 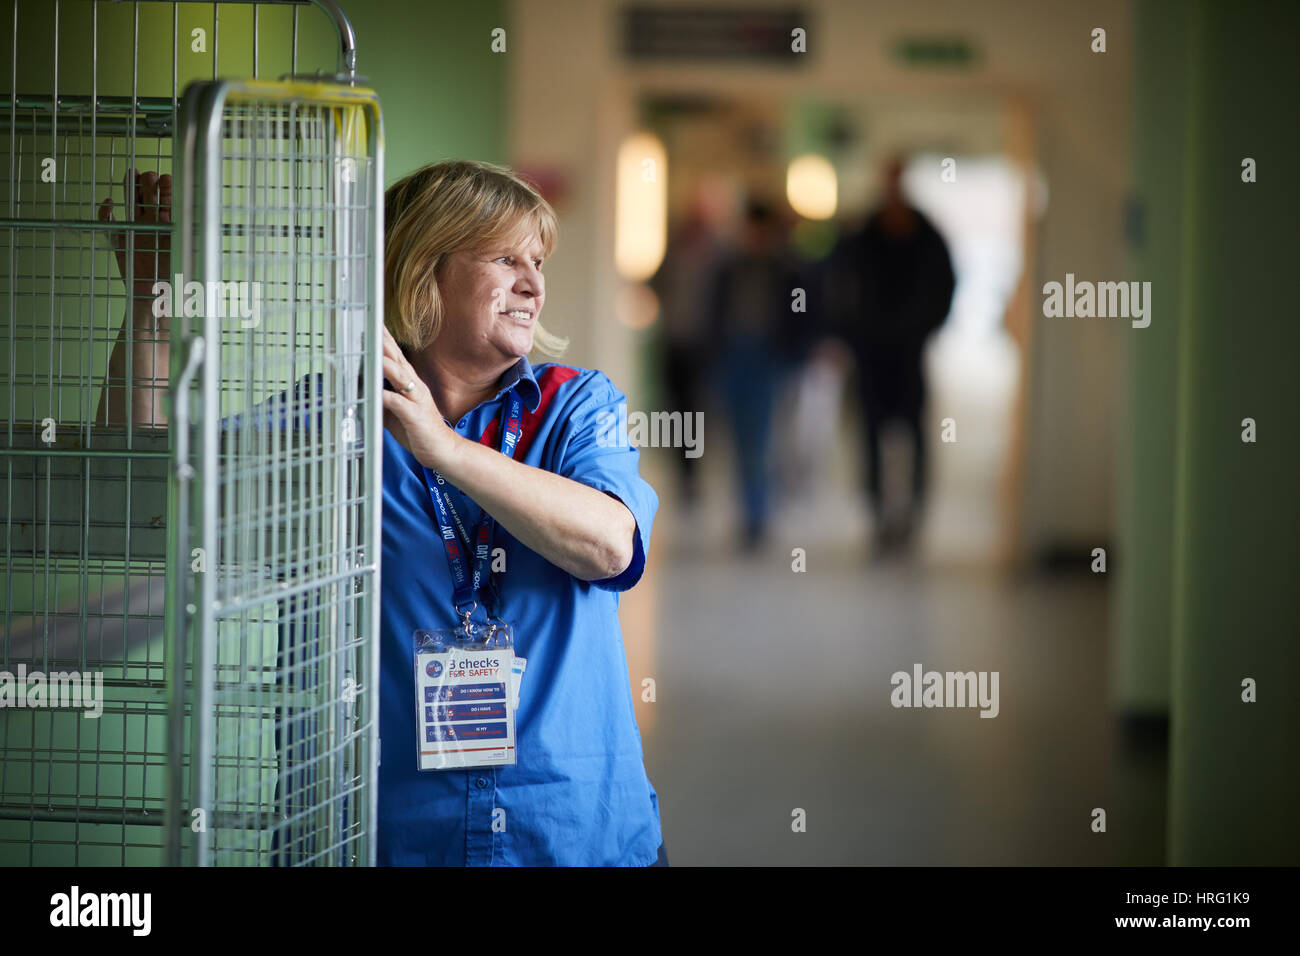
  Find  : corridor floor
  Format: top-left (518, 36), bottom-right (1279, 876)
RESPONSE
top-left (628, 455), bottom-right (1165, 866)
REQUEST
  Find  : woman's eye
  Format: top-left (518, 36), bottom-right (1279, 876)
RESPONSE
top-left (493, 255), bottom-right (541, 270)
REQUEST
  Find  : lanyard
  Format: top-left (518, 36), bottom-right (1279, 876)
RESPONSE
top-left (423, 389), bottom-right (524, 625)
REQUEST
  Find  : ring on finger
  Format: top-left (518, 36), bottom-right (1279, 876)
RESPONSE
top-left (401, 379), bottom-right (417, 394)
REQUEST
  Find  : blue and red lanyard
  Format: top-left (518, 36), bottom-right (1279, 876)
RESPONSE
top-left (422, 389), bottom-right (523, 623)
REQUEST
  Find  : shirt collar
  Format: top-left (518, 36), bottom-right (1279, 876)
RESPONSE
top-left (493, 354), bottom-right (542, 412)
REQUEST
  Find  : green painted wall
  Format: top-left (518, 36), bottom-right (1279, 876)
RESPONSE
top-left (1165, 0), bottom-right (1300, 865)
top-left (2, 0), bottom-right (506, 178)
top-left (1128, 0), bottom-right (1300, 864)
top-left (344, 0), bottom-right (508, 182)
top-left (1112, 3), bottom-right (1192, 715)
top-left (5, 1), bottom-right (340, 99)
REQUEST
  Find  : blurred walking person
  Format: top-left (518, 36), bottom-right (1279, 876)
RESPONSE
top-left (828, 157), bottom-right (955, 554)
top-left (708, 198), bottom-right (806, 551)
top-left (649, 190), bottom-right (726, 507)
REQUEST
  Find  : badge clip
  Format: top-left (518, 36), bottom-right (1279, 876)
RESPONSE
top-left (455, 600), bottom-right (477, 638)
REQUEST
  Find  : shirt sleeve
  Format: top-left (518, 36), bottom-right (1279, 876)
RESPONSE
top-left (553, 371), bottom-right (659, 592)
top-left (218, 371), bottom-right (324, 433)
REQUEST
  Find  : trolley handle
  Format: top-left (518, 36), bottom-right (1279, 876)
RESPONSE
top-left (309, 0), bottom-right (359, 81)
top-left (174, 335), bottom-right (206, 482)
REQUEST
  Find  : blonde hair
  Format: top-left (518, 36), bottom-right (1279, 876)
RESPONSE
top-left (384, 159), bottom-right (568, 356)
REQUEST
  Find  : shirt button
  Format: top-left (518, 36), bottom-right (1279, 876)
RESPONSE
top-left (475, 776), bottom-right (489, 789)
top-left (458, 418), bottom-right (467, 429)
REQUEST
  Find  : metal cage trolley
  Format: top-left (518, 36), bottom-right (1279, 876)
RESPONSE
top-left (1, 0), bottom-right (383, 867)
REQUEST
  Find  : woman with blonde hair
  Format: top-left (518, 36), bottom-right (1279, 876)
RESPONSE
top-left (374, 159), bottom-right (665, 866)
top-left (98, 159), bottom-right (666, 866)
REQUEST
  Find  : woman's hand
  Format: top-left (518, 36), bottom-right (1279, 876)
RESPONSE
top-left (378, 323), bottom-right (635, 581)
top-left (379, 325), bottom-right (460, 469)
top-left (99, 169), bottom-right (172, 306)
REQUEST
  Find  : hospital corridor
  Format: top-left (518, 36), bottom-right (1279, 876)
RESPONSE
top-left (0, 0), bottom-right (1295, 929)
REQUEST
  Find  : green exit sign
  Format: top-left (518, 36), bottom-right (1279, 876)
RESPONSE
top-left (893, 36), bottom-right (979, 68)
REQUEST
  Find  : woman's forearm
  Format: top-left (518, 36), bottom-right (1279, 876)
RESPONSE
top-left (436, 432), bottom-right (636, 583)
top-left (98, 300), bottom-right (170, 427)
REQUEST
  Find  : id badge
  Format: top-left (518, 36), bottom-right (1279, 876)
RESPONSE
top-left (414, 624), bottom-right (518, 771)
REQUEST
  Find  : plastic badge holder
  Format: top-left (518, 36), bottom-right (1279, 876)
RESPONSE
top-left (414, 623), bottom-right (517, 771)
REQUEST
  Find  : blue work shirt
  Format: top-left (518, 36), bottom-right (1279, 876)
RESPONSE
top-left (377, 356), bottom-right (662, 866)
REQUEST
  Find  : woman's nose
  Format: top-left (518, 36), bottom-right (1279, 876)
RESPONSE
top-left (515, 264), bottom-right (543, 297)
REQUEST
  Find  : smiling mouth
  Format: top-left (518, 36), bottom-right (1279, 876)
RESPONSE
top-left (501, 310), bottom-right (535, 321)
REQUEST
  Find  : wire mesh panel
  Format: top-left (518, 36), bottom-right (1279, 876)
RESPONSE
top-left (168, 78), bottom-right (382, 866)
top-left (0, 0), bottom-right (375, 867)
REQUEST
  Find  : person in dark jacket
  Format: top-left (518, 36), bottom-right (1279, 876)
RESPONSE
top-left (827, 157), bottom-right (955, 554)
top-left (708, 198), bottom-right (810, 551)
top-left (648, 193), bottom-right (726, 507)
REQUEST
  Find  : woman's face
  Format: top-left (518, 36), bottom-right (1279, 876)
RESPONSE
top-left (435, 231), bottom-right (546, 367)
